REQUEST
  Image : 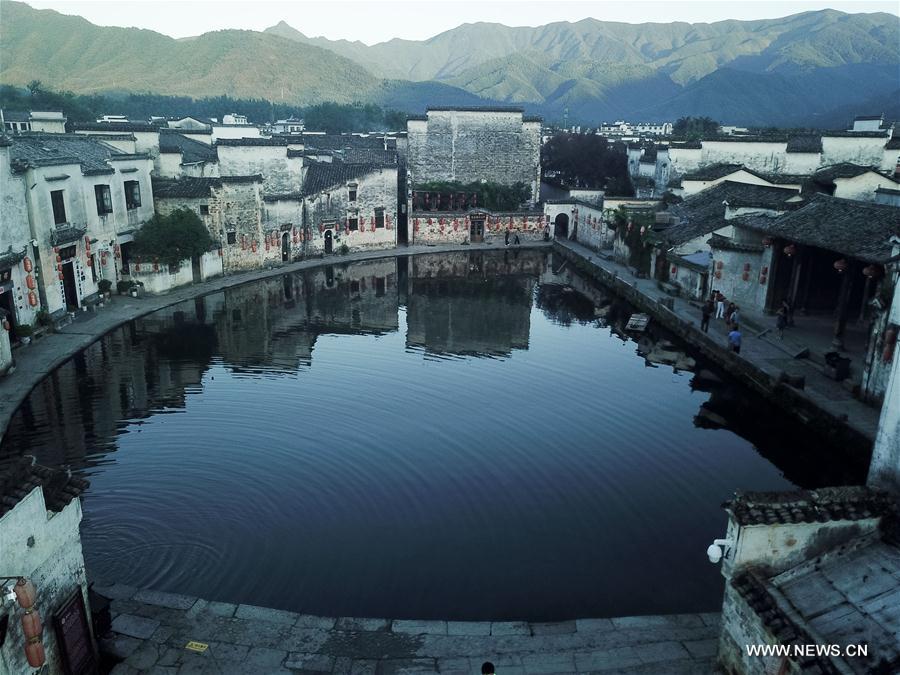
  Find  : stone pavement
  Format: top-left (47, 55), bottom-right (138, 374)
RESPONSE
top-left (555, 239), bottom-right (882, 444)
top-left (96, 584), bottom-right (721, 674)
top-left (0, 242), bottom-right (550, 444)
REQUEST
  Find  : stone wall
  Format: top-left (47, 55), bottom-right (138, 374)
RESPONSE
top-left (407, 110), bottom-right (541, 205)
top-left (410, 211), bottom-right (545, 246)
top-left (217, 144), bottom-right (303, 195)
top-left (710, 245), bottom-right (773, 313)
top-left (0, 488), bottom-right (91, 675)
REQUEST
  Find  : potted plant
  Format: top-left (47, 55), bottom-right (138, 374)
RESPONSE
top-left (117, 280), bottom-right (132, 295)
top-left (98, 279), bottom-right (113, 299)
top-left (130, 281), bottom-right (144, 298)
top-left (17, 323), bottom-right (34, 345)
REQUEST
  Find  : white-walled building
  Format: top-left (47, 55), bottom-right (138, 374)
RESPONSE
top-left (1, 110), bottom-right (67, 134)
top-left (0, 457), bottom-right (93, 675)
top-left (6, 133), bottom-right (155, 317)
top-left (265, 161), bottom-right (399, 257)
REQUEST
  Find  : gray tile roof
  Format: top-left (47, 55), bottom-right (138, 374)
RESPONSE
top-left (302, 161), bottom-right (388, 196)
top-left (217, 137), bottom-right (289, 147)
top-left (682, 163), bottom-right (744, 181)
top-left (158, 131), bottom-right (218, 164)
top-left (73, 121), bottom-right (158, 133)
top-left (724, 486), bottom-right (895, 526)
top-left (0, 456), bottom-right (89, 517)
top-left (822, 130), bottom-right (889, 138)
top-left (738, 193), bottom-right (900, 263)
top-left (660, 181), bottom-right (800, 245)
top-left (813, 163), bottom-right (880, 182)
top-left (152, 175), bottom-right (261, 198)
top-left (9, 133), bottom-right (142, 175)
top-left (1, 109), bottom-right (30, 123)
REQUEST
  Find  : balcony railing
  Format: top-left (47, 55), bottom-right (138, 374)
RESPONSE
top-left (50, 223), bottom-right (88, 247)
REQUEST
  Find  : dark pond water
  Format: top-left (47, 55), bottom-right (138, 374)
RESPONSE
top-left (1, 250), bottom-right (863, 621)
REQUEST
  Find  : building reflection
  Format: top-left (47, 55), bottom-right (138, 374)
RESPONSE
top-left (0, 248), bottom-right (857, 488)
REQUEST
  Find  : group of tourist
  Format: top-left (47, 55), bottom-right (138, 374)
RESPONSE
top-left (700, 291), bottom-right (743, 354)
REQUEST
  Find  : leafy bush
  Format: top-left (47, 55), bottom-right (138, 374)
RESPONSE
top-left (339, 243), bottom-right (350, 255)
top-left (98, 279), bottom-right (113, 293)
top-left (35, 310), bottom-right (52, 327)
top-left (17, 323), bottom-right (34, 337)
top-left (133, 209), bottom-right (214, 268)
top-left (117, 280), bottom-right (133, 294)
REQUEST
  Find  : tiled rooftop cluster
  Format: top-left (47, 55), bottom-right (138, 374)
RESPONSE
top-left (0, 455), bottom-right (89, 517)
top-left (724, 486), bottom-right (896, 526)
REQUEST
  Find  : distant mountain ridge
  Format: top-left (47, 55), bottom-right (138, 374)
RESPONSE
top-left (2, 1), bottom-right (898, 126)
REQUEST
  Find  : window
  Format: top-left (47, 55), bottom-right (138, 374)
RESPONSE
top-left (51, 190), bottom-right (67, 224)
top-left (374, 207), bottom-right (385, 229)
top-left (95, 185), bottom-right (113, 215)
top-left (200, 204), bottom-right (209, 216)
top-left (124, 180), bottom-right (141, 210)
top-left (348, 186), bottom-right (357, 202)
top-left (348, 217), bottom-right (358, 231)
top-left (226, 231), bottom-right (236, 245)
top-left (375, 277), bottom-right (386, 297)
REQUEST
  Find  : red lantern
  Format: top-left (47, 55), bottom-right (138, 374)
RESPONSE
top-left (251, 241), bottom-right (257, 253)
top-left (716, 261), bottom-right (724, 269)
top-left (883, 327), bottom-right (897, 363)
top-left (21, 609), bottom-right (42, 639)
top-left (714, 271), bottom-right (722, 279)
top-left (56, 254), bottom-right (62, 264)
top-left (23, 256), bottom-right (33, 272)
top-left (28, 291), bottom-right (38, 307)
top-left (25, 638), bottom-right (45, 668)
top-left (761, 237), bottom-right (773, 247)
top-left (217, 248), bottom-right (223, 257)
top-left (670, 265), bottom-right (677, 275)
top-left (14, 578), bottom-right (36, 609)
top-left (784, 244), bottom-right (796, 257)
top-left (58, 272), bottom-right (64, 281)
top-left (742, 272), bottom-right (750, 281)
top-left (743, 262), bottom-right (751, 272)
top-left (833, 258), bottom-right (848, 273)
top-left (761, 266), bottom-right (769, 275)
top-left (114, 244), bottom-right (121, 258)
top-left (2, 319), bottom-right (9, 331)
top-left (318, 224), bottom-right (324, 233)
top-left (26, 275), bottom-right (36, 290)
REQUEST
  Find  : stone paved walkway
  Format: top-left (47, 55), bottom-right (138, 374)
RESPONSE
top-left (555, 239), bottom-right (882, 444)
top-left (97, 584), bottom-right (721, 674)
top-left (0, 242), bottom-right (550, 444)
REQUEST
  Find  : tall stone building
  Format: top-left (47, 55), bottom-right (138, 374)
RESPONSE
top-left (406, 107), bottom-right (541, 206)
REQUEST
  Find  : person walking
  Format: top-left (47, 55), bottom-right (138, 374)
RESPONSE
top-left (700, 299), bottom-right (713, 333)
top-left (715, 291), bottom-right (726, 319)
top-left (730, 305), bottom-right (741, 328)
top-left (724, 302), bottom-right (736, 326)
top-left (504, 230), bottom-right (510, 246)
top-left (728, 324), bottom-right (742, 354)
top-left (782, 297), bottom-right (795, 327)
top-left (513, 231), bottom-right (521, 245)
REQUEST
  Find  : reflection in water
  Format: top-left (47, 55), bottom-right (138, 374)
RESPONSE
top-left (1, 250), bottom-right (861, 621)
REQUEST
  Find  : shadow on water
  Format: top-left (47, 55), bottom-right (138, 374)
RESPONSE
top-left (0, 249), bottom-right (865, 621)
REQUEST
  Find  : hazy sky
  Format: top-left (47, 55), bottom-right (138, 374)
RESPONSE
top-left (23, 0), bottom-right (900, 44)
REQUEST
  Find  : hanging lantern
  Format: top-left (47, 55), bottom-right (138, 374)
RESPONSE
top-left (784, 244), bottom-right (797, 257)
top-left (670, 265), bottom-right (677, 275)
top-left (21, 609), bottom-right (42, 639)
top-left (23, 256), bottom-right (33, 272)
top-left (716, 261), bottom-right (724, 270)
top-left (28, 291), bottom-right (38, 306)
top-left (114, 244), bottom-right (121, 258)
top-left (25, 637), bottom-right (45, 668)
top-left (58, 272), bottom-right (64, 281)
top-left (3, 319), bottom-right (10, 331)
top-left (14, 578), bottom-right (37, 608)
top-left (833, 258), bottom-right (848, 273)
top-left (862, 264), bottom-right (883, 278)
top-left (217, 247), bottom-right (223, 257)
top-left (26, 275), bottom-right (36, 290)
top-left (742, 271), bottom-right (750, 281)
top-left (640, 226), bottom-right (646, 235)
top-left (761, 236), bottom-right (773, 247)
top-left (56, 254), bottom-right (62, 264)
top-left (251, 241), bottom-right (257, 253)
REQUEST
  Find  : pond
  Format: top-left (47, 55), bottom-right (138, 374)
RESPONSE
top-left (0, 250), bottom-right (862, 621)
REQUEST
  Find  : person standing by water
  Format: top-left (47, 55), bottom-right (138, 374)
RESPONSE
top-left (701, 299), bottom-right (713, 333)
top-left (715, 291), bottom-right (726, 319)
top-left (513, 231), bottom-right (521, 245)
top-left (504, 230), bottom-right (510, 246)
top-left (730, 305), bottom-right (741, 328)
top-left (781, 297), bottom-right (795, 327)
top-left (728, 324), bottom-right (742, 354)
top-left (724, 302), bottom-right (736, 327)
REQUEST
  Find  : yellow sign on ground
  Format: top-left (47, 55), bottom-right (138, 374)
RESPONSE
top-left (185, 641), bottom-right (209, 653)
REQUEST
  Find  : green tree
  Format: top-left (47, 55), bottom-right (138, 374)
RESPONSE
top-left (673, 116), bottom-right (720, 140)
top-left (133, 209), bottom-right (214, 267)
top-left (541, 132), bottom-right (630, 192)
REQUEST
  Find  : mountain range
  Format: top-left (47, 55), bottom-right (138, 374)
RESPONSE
top-left (2, 1), bottom-right (898, 126)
